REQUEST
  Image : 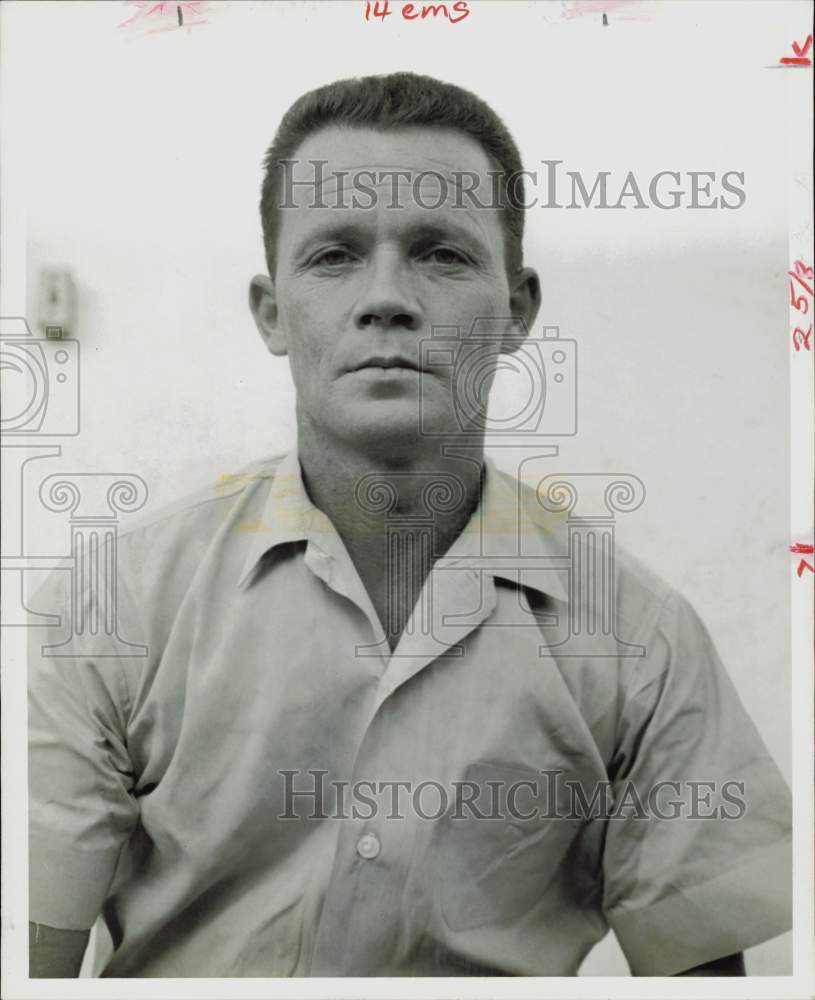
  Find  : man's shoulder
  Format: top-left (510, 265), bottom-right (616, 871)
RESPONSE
top-left (119, 453), bottom-right (287, 545)
top-left (112, 452), bottom-right (289, 601)
top-left (506, 467), bottom-right (677, 645)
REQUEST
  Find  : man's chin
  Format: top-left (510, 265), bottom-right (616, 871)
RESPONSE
top-left (336, 414), bottom-right (425, 454)
top-left (325, 405), bottom-right (448, 454)
top-left (302, 394), bottom-right (482, 456)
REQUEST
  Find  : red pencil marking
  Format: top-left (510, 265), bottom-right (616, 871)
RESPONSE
top-left (118, 0), bottom-right (208, 33)
top-left (789, 271), bottom-right (815, 297)
top-left (791, 544), bottom-right (815, 578)
top-left (780, 34), bottom-right (813, 66)
top-left (793, 325), bottom-right (813, 352)
top-left (790, 279), bottom-right (810, 314)
top-left (792, 35), bottom-right (813, 57)
top-left (562, 0), bottom-right (651, 20)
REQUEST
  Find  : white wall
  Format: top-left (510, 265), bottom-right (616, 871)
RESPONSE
top-left (7, 0), bottom-right (800, 976)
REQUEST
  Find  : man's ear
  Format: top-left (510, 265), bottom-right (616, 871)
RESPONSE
top-left (249, 274), bottom-right (288, 357)
top-left (503, 266), bottom-right (541, 354)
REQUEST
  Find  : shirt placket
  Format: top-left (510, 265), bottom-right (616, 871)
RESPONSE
top-left (307, 561), bottom-right (498, 974)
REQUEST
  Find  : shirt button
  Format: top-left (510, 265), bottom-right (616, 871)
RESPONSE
top-left (356, 833), bottom-right (381, 860)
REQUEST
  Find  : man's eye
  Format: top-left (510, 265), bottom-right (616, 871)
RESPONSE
top-left (422, 247), bottom-right (469, 266)
top-left (311, 248), bottom-right (356, 267)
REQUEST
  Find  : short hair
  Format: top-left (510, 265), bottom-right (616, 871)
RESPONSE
top-left (259, 72), bottom-right (525, 278)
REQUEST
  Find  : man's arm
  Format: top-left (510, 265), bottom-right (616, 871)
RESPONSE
top-left (28, 557), bottom-right (143, 975)
top-left (29, 922), bottom-right (90, 978)
top-left (603, 587), bottom-right (791, 975)
top-left (675, 952), bottom-right (746, 976)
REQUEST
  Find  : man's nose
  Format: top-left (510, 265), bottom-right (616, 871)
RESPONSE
top-left (353, 253), bottom-right (421, 331)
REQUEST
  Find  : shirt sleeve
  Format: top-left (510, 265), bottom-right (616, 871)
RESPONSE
top-left (28, 556), bottom-right (143, 931)
top-left (601, 588), bottom-right (792, 976)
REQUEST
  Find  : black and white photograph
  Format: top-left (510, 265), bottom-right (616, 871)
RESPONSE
top-left (1, 1), bottom-right (812, 995)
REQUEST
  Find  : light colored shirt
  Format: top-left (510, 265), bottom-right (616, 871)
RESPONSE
top-left (28, 450), bottom-right (792, 976)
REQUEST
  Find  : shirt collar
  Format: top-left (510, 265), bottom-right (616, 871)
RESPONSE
top-left (238, 448), bottom-right (569, 603)
top-left (236, 449), bottom-right (315, 589)
top-left (440, 456), bottom-right (570, 603)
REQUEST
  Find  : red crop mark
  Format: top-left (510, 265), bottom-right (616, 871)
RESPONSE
top-left (780, 34), bottom-right (813, 65)
top-left (790, 544), bottom-right (815, 577)
top-left (118, 1), bottom-right (208, 34)
top-left (562, 0), bottom-right (651, 20)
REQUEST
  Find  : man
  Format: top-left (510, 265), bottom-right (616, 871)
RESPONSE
top-left (28, 72), bottom-right (791, 978)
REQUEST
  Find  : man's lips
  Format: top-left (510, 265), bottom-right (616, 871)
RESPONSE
top-left (350, 356), bottom-right (422, 372)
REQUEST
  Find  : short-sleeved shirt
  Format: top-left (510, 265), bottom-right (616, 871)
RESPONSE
top-left (28, 450), bottom-right (792, 977)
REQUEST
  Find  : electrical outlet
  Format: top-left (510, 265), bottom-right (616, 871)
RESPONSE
top-left (37, 268), bottom-right (77, 337)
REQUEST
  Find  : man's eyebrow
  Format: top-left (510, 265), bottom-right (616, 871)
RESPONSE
top-left (404, 220), bottom-right (491, 256)
top-left (290, 218), bottom-right (493, 260)
top-left (289, 222), bottom-right (367, 258)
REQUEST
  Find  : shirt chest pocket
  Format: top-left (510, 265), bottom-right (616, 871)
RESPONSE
top-left (436, 761), bottom-right (588, 932)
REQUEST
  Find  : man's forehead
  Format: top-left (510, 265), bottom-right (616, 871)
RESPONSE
top-left (289, 124), bottom-right (497, 183)
top-left (277, 125), bottom-right (505, 241)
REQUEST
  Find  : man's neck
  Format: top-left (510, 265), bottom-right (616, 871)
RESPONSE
top-left (296, 421), bottom-right (485, 649)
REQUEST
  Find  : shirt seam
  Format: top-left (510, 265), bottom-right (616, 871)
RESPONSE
top-left (610, 585), bottom-right (680, 763)
top-left (116, 455), bottom-right (286, 544)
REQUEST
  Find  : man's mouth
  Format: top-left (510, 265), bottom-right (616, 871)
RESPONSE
top-left (352, 356), bottom-right (421, 373)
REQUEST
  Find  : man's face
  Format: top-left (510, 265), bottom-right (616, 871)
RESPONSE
top-left (250, 125), bottom-right (539, 455)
